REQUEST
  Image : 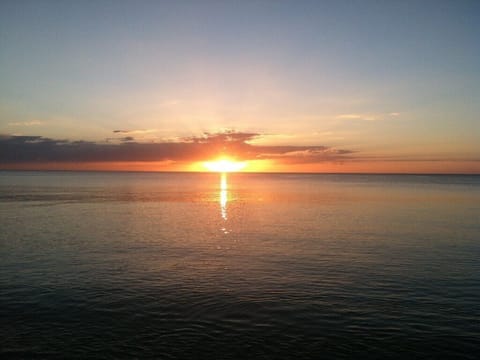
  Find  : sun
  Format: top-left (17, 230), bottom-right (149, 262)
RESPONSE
top-left (203, 158), bottom-right (247, 172)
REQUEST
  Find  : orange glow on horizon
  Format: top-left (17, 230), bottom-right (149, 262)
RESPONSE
top-left (2, 159), bottom-right (480, 174)
top-left (202, 158), bottom-right (247, 173)
top-left (188, 158), bottom-right (273, 172)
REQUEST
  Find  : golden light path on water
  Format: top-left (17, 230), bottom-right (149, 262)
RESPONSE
top-left (220, 173), bottom-right (228, 221)
top-left (201, 158), bottom-right (245, 226)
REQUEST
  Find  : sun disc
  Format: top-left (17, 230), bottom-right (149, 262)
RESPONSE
top-left (203, 159), bottom-right (247, 172)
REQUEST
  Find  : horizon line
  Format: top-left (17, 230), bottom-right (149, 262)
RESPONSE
top-left (1, 169), bottom-right (479, 176)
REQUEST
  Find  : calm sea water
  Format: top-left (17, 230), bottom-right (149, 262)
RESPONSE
top-left (1, 171), bottom-right (479, 359)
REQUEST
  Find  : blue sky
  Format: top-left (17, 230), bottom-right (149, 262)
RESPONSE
top-left (1, 0), bottom-right (479, 172)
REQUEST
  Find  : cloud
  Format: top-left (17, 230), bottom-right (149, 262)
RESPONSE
top-left (113, 129), bottom-right (158, 134)
top-left (158, 99), bottom-right (180, 107)
top-left (182, 130), bottom-right (260, 144)
top-left (337, 114), bottom-right (377, 121)
top-left (256, 147), bottom-right (354, 164)
top-left (120, 136), bottom-right (135, 142)
top-left (0, 131), bottom-right (354, 165)
top-left (7, 120), bottom-right (44, 127)
top-left (337, 112), bottom-right (400, 121)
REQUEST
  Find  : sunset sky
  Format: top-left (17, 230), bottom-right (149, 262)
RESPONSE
top-left (1, 0), bottom-right (479, 173)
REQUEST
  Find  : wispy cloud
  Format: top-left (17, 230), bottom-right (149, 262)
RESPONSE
top-left (337, 114), bottom-right (376, 121)
top-left (257, 147), bottom-right (354, 164)
top-left (337, 112), bottom-right (400, 121)
top-left (158, 99), bottom-right (180, 107)
top-left (7, 120), bottom-right (45, 127)
top-left (113, 129), bottom-right (158, 135)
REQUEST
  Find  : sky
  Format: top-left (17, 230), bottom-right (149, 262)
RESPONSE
top-left (1, 0), bottom-right (479, 173)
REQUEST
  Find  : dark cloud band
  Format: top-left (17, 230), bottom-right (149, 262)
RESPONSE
top-left (0, 132), bottom-right (354, 165)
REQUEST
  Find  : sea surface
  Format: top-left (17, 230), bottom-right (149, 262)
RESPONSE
top-left (1, 171), bottom-right (479, 359)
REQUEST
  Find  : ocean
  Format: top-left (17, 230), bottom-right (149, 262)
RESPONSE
top-left (1, 171), bottom-right (479, 359)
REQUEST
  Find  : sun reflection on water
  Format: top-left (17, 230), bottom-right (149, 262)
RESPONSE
top-left (220, 172), bottom-right (228, 221)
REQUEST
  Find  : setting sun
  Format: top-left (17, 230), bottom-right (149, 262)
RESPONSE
top-left (203, 158), bottom-right (247, 172)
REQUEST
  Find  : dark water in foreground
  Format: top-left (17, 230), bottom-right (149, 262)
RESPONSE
top-left (1, 171), bottom-right (479, 359)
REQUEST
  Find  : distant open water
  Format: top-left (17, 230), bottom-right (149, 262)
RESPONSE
top-left (1, 171), bottom-right (479, 359)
